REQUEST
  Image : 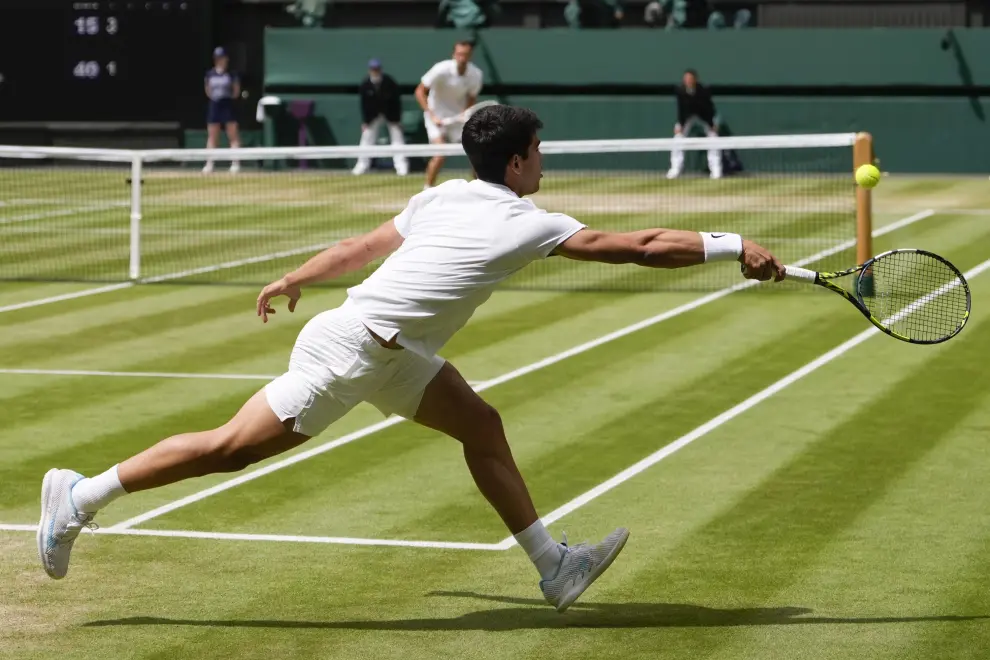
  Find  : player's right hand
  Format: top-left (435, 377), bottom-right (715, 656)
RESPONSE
top-left (256, 277), bottom-right (302, 323)
top-left (430, 113), bottom-right (444, 126)
top-left (739, 240), bottom-right (785, 282)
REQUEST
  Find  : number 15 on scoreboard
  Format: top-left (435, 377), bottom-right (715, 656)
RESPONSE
top-left (74, 15), bottom-right (118, 35)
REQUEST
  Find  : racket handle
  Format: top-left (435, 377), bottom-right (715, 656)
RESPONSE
top-left (783, 266), bottom-right (818, 283)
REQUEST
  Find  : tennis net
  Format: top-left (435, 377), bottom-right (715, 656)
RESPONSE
top-left (0, 133), bottom-right (869, 291)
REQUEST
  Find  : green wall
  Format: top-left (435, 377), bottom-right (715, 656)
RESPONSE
top-left (264, 28), bottom-right (990, 173)
top-left (266, 27), bottom-right (990, 87)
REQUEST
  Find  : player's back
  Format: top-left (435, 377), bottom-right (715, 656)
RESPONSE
top-left (345, 179), bottom-right (583, 357)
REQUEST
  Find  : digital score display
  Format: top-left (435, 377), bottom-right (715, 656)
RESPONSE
top-left (0, 0), bottom-right (211, 123)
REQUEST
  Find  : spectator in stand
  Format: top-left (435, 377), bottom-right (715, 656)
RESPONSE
top-left (352, 59), bottom-right (408, 176)
top-left (202, 47), bottom-right (241, 174)
top-left (565, 0), bottom-right (623, 28)
top-left (667, 69), bottom-right (722, 180)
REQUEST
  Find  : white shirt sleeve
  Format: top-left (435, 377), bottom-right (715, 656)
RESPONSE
top-left (421, 61), bottom-right (446, 88)
top-left (393, 188), bottom-right (439, 237)
top-left (522, 210), bottom-right (587, 259)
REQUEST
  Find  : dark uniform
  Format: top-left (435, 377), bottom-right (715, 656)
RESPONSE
top-left (359, 73), bottom-right (402, 125)
top-left (353, 60), bottom-right (408, 176)
top-left (205, 68), bottom-right (238, 126)
top-left (675, 83), bottom-right (717, 130)
top-left (668, 82), bottom-right (722, 179)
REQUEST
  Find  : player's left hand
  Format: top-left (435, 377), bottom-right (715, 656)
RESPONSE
top-left (257, 277), bottom-right (301, 323)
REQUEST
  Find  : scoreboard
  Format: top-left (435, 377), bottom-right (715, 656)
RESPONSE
top-left (0, 0), bottom-right (211, 123)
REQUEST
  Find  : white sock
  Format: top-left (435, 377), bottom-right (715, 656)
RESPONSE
top-left (514, 520), bottom-right (564, 580)
top-left (71, 464), bottom-right (127, 513)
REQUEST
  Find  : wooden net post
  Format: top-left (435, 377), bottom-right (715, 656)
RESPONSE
top-left (854, 132), bottom-right (874, 295)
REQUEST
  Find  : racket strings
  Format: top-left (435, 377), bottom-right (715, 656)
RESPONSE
top-left (863, 251), bottom-right (969, 342)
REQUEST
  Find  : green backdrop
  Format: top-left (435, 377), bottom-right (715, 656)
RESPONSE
top-left (260, 28), bottom-right (990, 173)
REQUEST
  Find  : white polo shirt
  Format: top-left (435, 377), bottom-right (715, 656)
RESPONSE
top-left (345, 179), bottom-right (586, 358)
top-left (421, 60), bottom-right (484, 119)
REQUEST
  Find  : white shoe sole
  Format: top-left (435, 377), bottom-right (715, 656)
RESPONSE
top-left (37, 468), bottom-right (60, 579)
top-left (555, 529), bottom-right (630, 613)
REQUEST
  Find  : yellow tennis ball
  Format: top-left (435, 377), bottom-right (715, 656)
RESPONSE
top-left (856, 164), bottom-right (881, 189)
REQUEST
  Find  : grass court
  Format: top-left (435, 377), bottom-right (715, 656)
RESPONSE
top-left (2, 172), bottom-right (989, 658)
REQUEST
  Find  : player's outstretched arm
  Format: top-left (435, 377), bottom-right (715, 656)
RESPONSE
top-left (554, 229), bottom-right (785, 282)
top-left (256, 219), bottom-right (405, 322)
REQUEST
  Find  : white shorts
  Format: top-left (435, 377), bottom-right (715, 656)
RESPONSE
top-left (425, 113), bottom-right (462, 143)
top-left (264, 306), bottom-right (445, 437)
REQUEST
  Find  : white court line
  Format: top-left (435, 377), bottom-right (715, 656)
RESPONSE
top-left (6, 227), bottom-right (333, 237)
top-left (0, 202), bottom-right (129, 225)
top-left (0, 241), bottom-right (336, 315)
top-left (0, 283), bottom-right (136, 314)
top-left (0, 524), bottom-right (502, 550)
top-left (0, 368), bottom-right (487, 387)
top-left (108, 209), bottom-right (936, 532)
top-left (915, 209), bottom-right (990, 216)
top-left (494, 253), bottom-right (990, 550)
top-left (0, 368), bottom-right (277, 381)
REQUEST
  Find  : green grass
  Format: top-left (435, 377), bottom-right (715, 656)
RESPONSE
top-left (2, 175), bottom-right (990, 658)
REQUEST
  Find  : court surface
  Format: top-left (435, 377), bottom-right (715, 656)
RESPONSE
top-left (2, 175), bottom-right (990, 659)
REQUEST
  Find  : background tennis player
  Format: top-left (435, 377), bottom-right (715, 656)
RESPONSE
top-left (37, 105), bottom-right (783, 614)
top-left (415, 40), bottom-right (483, 190)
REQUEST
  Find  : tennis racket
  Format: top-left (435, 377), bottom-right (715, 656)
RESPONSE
top-left (439, 100), bottom-right (500, 127)
top-left (780, 249), bottom-right (971, 344)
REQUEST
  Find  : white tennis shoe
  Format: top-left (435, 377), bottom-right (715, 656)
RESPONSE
top-left (37, 469), bottom-right (97, 580)
top-left (540, 527), bottom-right (629, 612)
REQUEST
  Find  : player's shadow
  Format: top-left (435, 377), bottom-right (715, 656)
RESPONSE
top-left (83, 591), bottom-right (988, 631)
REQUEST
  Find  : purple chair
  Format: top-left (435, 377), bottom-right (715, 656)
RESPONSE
top-left (288, 100), bottom-right (315, 169)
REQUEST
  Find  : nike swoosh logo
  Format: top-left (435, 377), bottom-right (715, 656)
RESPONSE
top-left (711, 233), bottom-right (726, 238)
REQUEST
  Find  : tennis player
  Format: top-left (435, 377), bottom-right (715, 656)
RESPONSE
top-left (38, 105), bottom-right (784, 612)
top-left (202, 46), bottom-right (241, 174)
top-left (415, 40), bottom-right (483, 190)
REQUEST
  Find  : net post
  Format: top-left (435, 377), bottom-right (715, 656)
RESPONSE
top-left (854, 132), bottom-right (874, 296)
top-left (128, 155), bottom-right (143, 280)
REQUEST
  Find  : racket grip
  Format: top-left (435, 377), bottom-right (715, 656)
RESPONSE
top-left (783, 266), bottom-right (818, 283)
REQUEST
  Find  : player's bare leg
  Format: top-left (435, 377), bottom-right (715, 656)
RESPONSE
top-left (225, 122), bottom-right (241, 173)
top-left (202, 123), bottom-right (221, 173)
top-left (414, 362), bottom-right (538, 533)
top-left (413, 362), bottom-right (629, 612)
top-left (424, 137), bottom-right (446, 189)
top-left (37, 389), bottom-right (309, 579)
top-left (117, 389), bottom-right (307, 491)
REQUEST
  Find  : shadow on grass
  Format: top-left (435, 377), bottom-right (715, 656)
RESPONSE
top-left (83, 591), bottom-right (989, 631)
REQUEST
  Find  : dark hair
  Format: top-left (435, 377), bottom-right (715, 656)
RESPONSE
top-left (462, 105), bottom-right (543, 185)
top-left (455, 39), bottom-right (475, 49)
top-left (684, 68), bottom-right (698, 77)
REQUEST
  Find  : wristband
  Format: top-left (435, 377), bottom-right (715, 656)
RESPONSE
top-left (699, 232), bottom-right (743, 263)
